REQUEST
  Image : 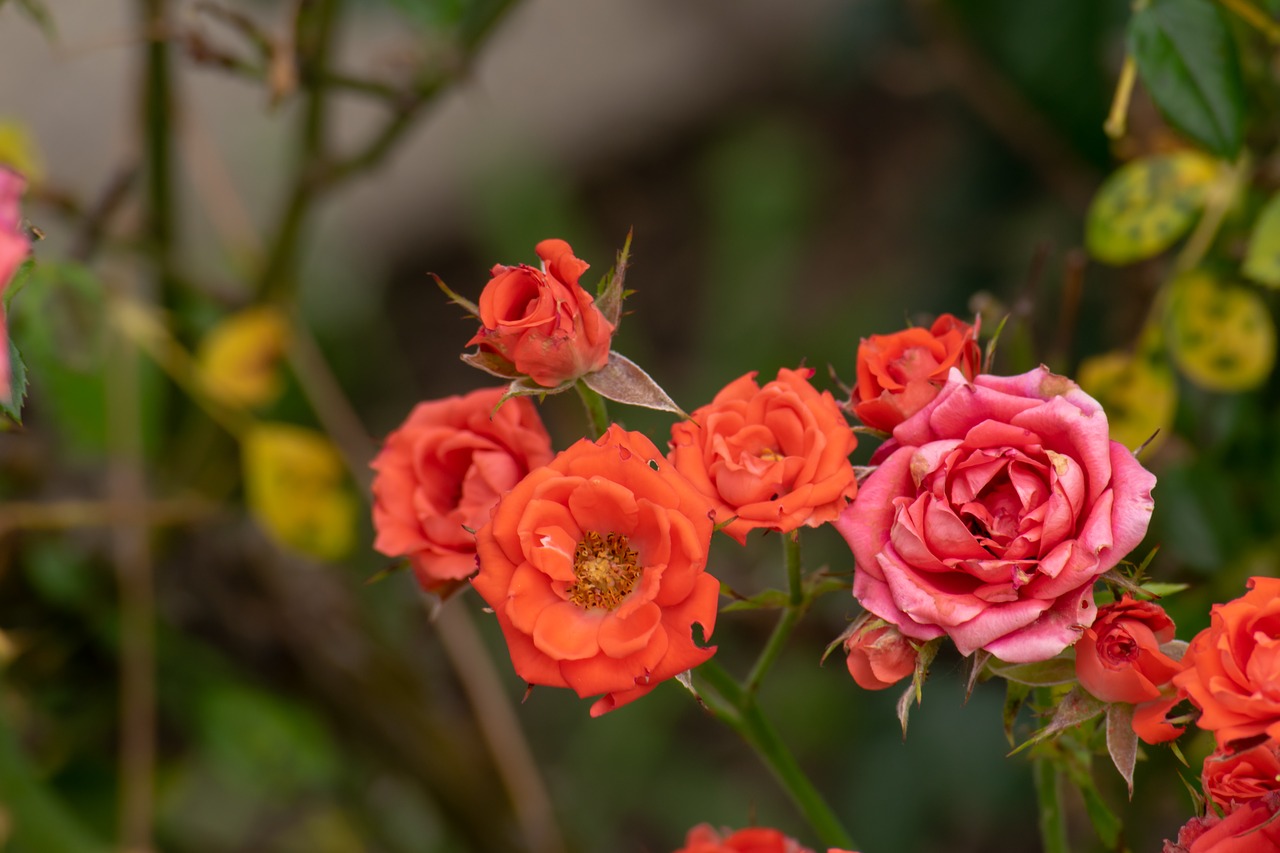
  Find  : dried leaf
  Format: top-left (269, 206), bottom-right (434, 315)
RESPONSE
top-left (195, 306), bottom-right (290, 409)
top-left (1105, 703), bottom-right (1139, 798)
top-left (896, 679), bottom-right (915, 740)
top-left (460, 349), bottom-right (522, 379)
top-left (965, 650), bottom-right (993, 703)
top-left (581, 351), bottom-right (686, 416)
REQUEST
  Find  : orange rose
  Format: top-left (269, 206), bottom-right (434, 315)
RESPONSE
top-left (370, 388), bottom-right (553, 595)
top-left (1202, 741), bottom-right (1280, 812)
top-left (668, 367), bottom-right (857, 544)
top-left (844, 620), bottom-right (916, 691)
top-left (1174, 577), bottom-right (1280, 749)
top-left (471, 425), bottom-right (720, 716)
top-left (851, 314), bottom-right (980, 433)
top-left (1075, 596), bottom-right (1183, 704)
top-left (466, 239), bottom-right (615, 388)
top-left (1163, 792), bottom-right (1280, 853)
top-left (674, 824), bottom-right (856, 853)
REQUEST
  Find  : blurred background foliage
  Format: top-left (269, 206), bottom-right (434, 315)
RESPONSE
top-left (0, 0), bottom-right (1277, 851)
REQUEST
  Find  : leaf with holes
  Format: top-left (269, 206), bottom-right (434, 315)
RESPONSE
top-left (1085, 151), bottom-right (1218, 265)
top-left (1167, 270), bottom-right (1276, 392)
top-left (1129, 0), bottom-right (1245, 158)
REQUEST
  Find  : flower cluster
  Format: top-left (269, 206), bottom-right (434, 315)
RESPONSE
top-left (370, 238), bottom-right (1265, 852)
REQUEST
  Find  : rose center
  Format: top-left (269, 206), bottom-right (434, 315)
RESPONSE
top-left (568, 531), bottom-right (641, 611)
top-left (1099, 628), bottom-right (1139, 667)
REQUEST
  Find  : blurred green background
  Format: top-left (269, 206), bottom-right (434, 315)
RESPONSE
top-left (0, 0), bottom-right (1274, 851)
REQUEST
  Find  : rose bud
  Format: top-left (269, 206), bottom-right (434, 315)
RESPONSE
top-left (844, 620), bottom-right (917, 691)
top-left (851, 313), bottom-right (980, 433)
top-left (466, 239), bottom-right (615, 388)
top-left (1075, 595), bottom-right (1183, 704)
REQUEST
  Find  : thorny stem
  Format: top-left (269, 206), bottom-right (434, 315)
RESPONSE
top-left (698, 659), bottom-right (857, 852)
top-left (744, 531), bottom-right (806, 695)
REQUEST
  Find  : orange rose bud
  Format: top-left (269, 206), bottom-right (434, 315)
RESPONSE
top-left (851, 313), bottom-right (980, 433)
top-left (471, 425), bottom-right (720, 716)
top-left (844, 621), bottom-right (916, 691)
top-left (466, 239), bottom-right (615, 388)
top-left (370, 388), bottom-right (553, 595)
top-left (668, 367), bottom-right (857, 544)
top-left (1075, 595), bottom-right (1183, 704)
top-left (1174, 576), bottom-right (1280, 750)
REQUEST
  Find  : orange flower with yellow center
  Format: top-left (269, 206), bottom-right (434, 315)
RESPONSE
top-left (472, 425), bottom-right (720, 716)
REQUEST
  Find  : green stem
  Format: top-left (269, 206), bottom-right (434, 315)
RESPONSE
top-left (1033, 755), bottom-right (1070, 853)
top-left (575, 381), bottom-right (610, 439)
top-left (698, 660), bottom-right (857, 851)
top-left (745, 532), bottom-right (805, 695)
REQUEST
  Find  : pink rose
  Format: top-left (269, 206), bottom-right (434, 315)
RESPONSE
top-left (835, 367), bottom-right (1156, 663)
top-left (0, 168), bottom-right (30, 406)
top-left (370, 388), bottom-right (553, 595)
top-left (466, 239), bottom-right (615, 388)
top-left (844, 619), bottom-right (917, 691)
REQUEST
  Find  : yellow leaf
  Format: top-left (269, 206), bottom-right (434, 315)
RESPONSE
top-left (1085, 151), bottom-right (1219, 265)
top-left (1243, 191), bottom-right (1280, 288)
top-left (1078, 350), bottom-right (1176, 454)
top-left (0, 121), bottom-right (43, 183)
top-left (243, 423), bottom-right (355, 561)
top-left (196, 306), bottom-right (290, 409)
top-left (1167, 271), bottom-right (1277, 392)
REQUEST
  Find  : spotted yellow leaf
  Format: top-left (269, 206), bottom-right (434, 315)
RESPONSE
top-left (1086, 151), bottom-right (1219, 265)
top-left (1078, 349), bottom-right (1176, 454)
top-left (0, 121), bottom-right (43, 183)
top-left (1167, 271), bottom-right (1276, 392)
top-left (196, 306), bottom-right (289, 409)
top-left (1243, 191), bottom-right (1280, 288)
top-left (243, 423), bottom-right (356, 561)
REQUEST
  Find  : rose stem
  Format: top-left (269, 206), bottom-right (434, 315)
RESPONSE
top-left (744, 531), bottom-right (807, 695)
top-left (1033, 746), bottom-right (1070, 853)
top-left (697, 659), bottom-right (857, 851)
top-left (575, 380), bottom-right (611, 439)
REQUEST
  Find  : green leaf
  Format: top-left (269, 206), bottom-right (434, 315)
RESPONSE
top-left (987, 656), bottom-right (1079, 687)
top-left (1004, 680), bottom-right (1032, 747)
top-left (1059, 742), bottom-right (1124, 849)
top-left (721, 587), bottom-right (789, 613)
top-left (1010, 687), bottom-right (1106, 756)
top-left (1243, 191), bottom-right (1280, 287)
top-left (1085, 151), bottom-right (1218, 265)
top-left (1129, 0), bottom-right (1245, 158)
top-left (595, 229), bottom-right (632, 326)
top-left (1, 335), bottom-right (27, 423)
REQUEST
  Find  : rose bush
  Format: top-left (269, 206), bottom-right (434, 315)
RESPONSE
top-left (371, 388), bottom-right (553, 595)
top-left (1075, 595), bottom-right (1182, 703)
top-left (471, 424), bottom-right (720, 716)
top-left (851, 313), bottom-right (980, 433)
top-left (1174, 576), bottom-right (1280, 748)
top-left (668, 367), bottom-right (857, 544)
top-left (1163, 792), bottom-right (1280, 852)
top-left (1203, 741), bottom-right (1280, 811)
top-left (843, 619), bottom-right (916, 691)
top-left (674, 823), bottom-right (856, 853)
top-left (466, 238), bottom-right (615, 387)
top-left (836, 366), bottom-right (1156, 662)
top-left (0, 167), bottom-right (29, 405)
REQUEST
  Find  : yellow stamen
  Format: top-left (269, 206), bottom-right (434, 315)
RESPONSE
top-left (568, 531), bottom-right (641, 610)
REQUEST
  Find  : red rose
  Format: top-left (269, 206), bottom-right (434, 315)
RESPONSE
top-left (370, 388), bottom-right (553, 595)
top-left (674, 824), bottom-right (856, 853)
top-left (844, 620), bottom-right (917, 691)
top-left (1203, 741), bottom-right (1280, 812)
top-left (836, 367), bottom-right (1156, 663)
top-left (1075, 595), bottom-right (1182, 703)
top-left (472, 425), bottom-right (720, 716)
top-left (1174, 577), bottom-right (1280, 749)
top-left (1163, 792), bottom-right (1280, 853)
top-left (466, 239), bottom-right (615, 388)
top-left (668, 367), bottom-right (857, 544)
top-left (851, 314), bottom-right (980, 433)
